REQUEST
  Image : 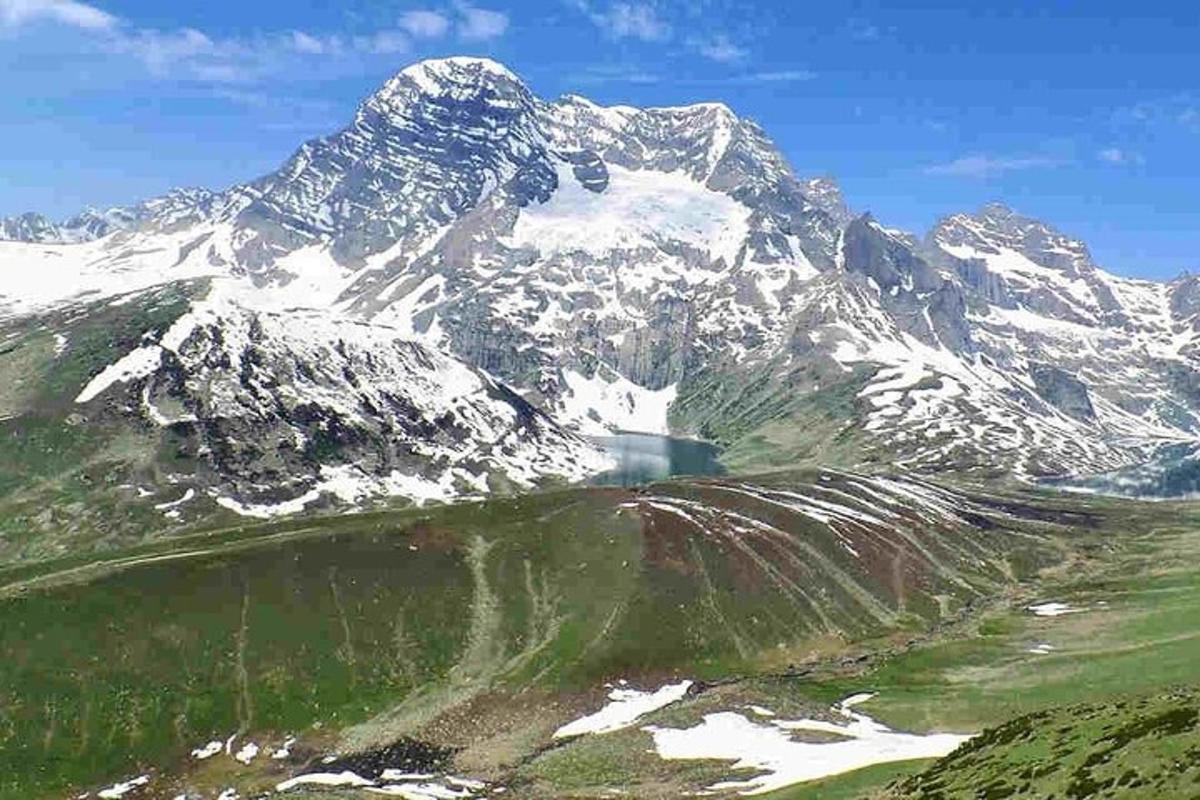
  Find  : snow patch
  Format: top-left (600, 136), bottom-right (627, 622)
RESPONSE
top-left (75, 345), bottom-right (163, 404)
top-left (98, 775), bottom-right (150, 799)
top-left (191, 740), bottom-right (223, 760)
top-left (510, 162), bottom-right (750, 268)
top-left (1027, 602), bottom-right (1081, 617)
top-left (234, 741), bottom-right (259, 764)
top-left (554, 680), bottom-right (694, 738)
top-left (271, 736), bottom-right (296, 760)
top-left (644, 694), bottom-right (970, 795)
top-left (276, 771), bottom-right (376, 791)
top-left (560, 368), bottom-right (676, 436)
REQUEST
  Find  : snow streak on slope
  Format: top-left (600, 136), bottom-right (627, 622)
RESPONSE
top-left (814, 282), bottom-right (1183, 475)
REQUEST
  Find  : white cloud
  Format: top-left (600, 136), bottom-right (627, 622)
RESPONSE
top-left (106, 27), bottom-right (220, 76)
top-left (290, 30), bottom-right (332, 55)
top-left (400, 9), bottom-right (450, 38)
top-left (583, 1), bottom-right (669, 42)
top-left (0, 0), bottom-right (115, 30)
top-left (353, 29), bottom-right (410, 54)
top-left (693, 34), bottom-right (747, 63)
top-left (455, 2), bottom-right (508, 41)
top-left (925, 154), bottom-right (1061, 179)
top-left (1, 0), bottom-right (509, 85)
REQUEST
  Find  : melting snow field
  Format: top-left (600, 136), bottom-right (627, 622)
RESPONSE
top-left (644, 694), bottom-right (971, 795)
top-left (554, 680), bottom-right (694, 738)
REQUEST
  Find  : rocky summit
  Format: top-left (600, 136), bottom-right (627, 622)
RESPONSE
top-left (1, 57), bottom-right (1198, 529)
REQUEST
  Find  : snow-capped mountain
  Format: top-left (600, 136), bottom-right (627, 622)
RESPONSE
top-left (1, 56), bottom-right (1197, 521)
top-left (0, 188), bottom-right (218, 244)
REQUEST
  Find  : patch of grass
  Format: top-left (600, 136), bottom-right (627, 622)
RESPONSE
top-left (810, 521), bottom-right (1200, 734)
top-left (763, 761), bottom-right (930, 800)
top-left (888, 690), bottom-right (1200, 799)
top-left (0, 284), bottom-right (206, 564)
top-left (781, 513), bottom-right (1200, 799)
top-left (0, 473), bottom-right (1086, 798)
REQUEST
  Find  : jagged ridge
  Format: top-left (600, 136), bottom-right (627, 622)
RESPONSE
top-left (2, 56), bottom-right (1199, 521)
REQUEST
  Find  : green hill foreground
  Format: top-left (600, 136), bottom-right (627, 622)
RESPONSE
top-left (3, 470), bottom-right (1200, 799)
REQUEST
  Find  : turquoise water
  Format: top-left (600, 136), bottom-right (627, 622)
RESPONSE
top-left (589, 433), bottom-right (725, 486)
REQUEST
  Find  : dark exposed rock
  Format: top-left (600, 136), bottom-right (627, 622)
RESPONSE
top-left (1029, 363), bottom-right (1095, 420)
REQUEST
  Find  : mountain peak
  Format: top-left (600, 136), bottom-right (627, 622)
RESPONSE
top-left (978, 201), bottom-right (1018, 218)
top-left (405, 56), bottom-right (521, 81)
top-left (932, 204), bottom-right (1098, 279)
top-left (800, 176), bottom-right (852, 225)
top-left (376, 56), bottom-right (528, 100)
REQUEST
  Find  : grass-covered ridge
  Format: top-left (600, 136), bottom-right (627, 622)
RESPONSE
top-left (889, 691), bottom-right (1200, 799)
top-left (0, 470), bottom-right (1093, 799)
top-left (0, 281), bottom-right (216, 563)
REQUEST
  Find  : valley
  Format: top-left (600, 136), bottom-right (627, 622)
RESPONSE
top-left (1, 54), bottom-right (1199, 800)
top-left (3, 470), bottom-right (1198, 799)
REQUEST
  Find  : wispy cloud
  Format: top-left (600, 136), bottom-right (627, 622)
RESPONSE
top-left (0, 0), bottom-right (511, 83)
top-left (845, 17), bottom-right (882, 41)
top-left (691, 33), bottom-right (747, 63)
top-left (0, 0), bottom-right (115, 31)
top-left (578, 1), bottom-right (669, 42)
top-left (400, 9), bottom-right (451, 39)
top-left (289, 30), bottom-right (329, 55)
top-left (573, 2), bottom-right (764, 65)
top-left (574, 63), bottom-right (816, 86)
top-left (210, 88), bottom-right (339, 131)
top-left (926, 154), bottom-right (1063, 178)
top-left (455, 2), bottom-right (509, 41)
top-left (744, 69), bottom-right (816, 82)
top-left (104, 27), bottom-right (258, 81)
top-left (1114, 95), bottom-right (1200, 133)
top-left (573, 63), bottom-right (662, 84)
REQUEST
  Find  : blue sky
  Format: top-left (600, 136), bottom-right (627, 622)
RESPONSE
top-left (1, 0), bottom-right (1197, 279)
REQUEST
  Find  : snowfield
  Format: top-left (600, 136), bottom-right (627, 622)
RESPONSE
top-left (645, 694), bottom-right (971, 795)
top-left (554, 680), bottom-right (694, 738)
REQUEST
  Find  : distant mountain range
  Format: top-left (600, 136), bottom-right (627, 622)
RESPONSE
top-left (2, 56), bottom-right (1197, 544)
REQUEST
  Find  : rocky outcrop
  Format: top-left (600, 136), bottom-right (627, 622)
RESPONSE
top-left (1029, 363), bottom-right (1095, 420)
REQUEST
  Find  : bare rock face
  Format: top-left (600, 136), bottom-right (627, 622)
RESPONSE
top-left (1029, 363), bottom-right (1095, 420)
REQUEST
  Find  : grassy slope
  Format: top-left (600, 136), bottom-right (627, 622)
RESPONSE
top-left (4, 290), bottom-right (1198, 799)
top-left (0, 472), bottom-right (1081, 799)
top-left (889, 691), bottom-right (1200, 799)
top-left (782, 500), bottom-right (1200, 799)
top-left (670, 355), bottom-right (874, 473)
top-left (0, 282), bottom-right (219, 563)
